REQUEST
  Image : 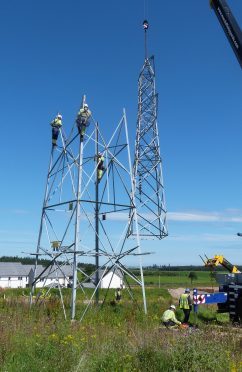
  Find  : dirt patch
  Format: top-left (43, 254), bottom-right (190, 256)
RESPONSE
top-left (168, 288), bottom-right (185, 300)
top-left (197, 287), bottom-right (219, 293)
top-left (168, 287), bottom-right (219, 300)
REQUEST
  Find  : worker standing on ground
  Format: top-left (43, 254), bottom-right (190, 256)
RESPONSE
top-left (97, 152), bottom-right (105, 182)
top-left (50, 113), bottom-right (62, 146)
top-left (161, 305), bottom-right (181, 328)
top-left (179, 288), bottom-right (192, 324)
top-left (76, 103), bottom-right (92, 141)
top-left (115, 288), bottom-right (122, 302)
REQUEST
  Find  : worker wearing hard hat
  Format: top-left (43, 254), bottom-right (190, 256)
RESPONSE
top-left (76, 103), bottom-right (92, 141)
top-left (97, 152), bottom-right (105, 182)
top-left (50, 113), bottom-right (62, 146)
top-left (179, 288), bottom-right (192, 324)
top-left (161, 305), bottom-right (182, 328)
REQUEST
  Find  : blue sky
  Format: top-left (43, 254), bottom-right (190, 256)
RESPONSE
top-left (1, 1), bottom-right (242, 265)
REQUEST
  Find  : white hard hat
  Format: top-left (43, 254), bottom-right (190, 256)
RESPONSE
top-left (185, 288), bottom-right (190, 293)
top-left (57, 113), bottom-right (62, 119)
top-left (83, 103), bottom-right (88, 108)
top-left (170, 305), bottom-right (176, 310)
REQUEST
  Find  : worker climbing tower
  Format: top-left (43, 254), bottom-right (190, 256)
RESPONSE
top-left (130, 20), bottom-right (168, 239)
top-left (31, 97), bottom-right (147, 320)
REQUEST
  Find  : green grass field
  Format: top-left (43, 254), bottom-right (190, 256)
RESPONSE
top-left (0, 272), bottom-right (240, 371)
top-left (131, 270), bottom-right (218, 288)
top-left (127, 271), bottom-right (217, 288)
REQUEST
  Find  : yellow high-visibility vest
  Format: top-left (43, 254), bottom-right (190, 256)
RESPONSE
top-left (179, 293), bottom-right (190, 309)
top-left (51, 118), bottom-right (62, 127)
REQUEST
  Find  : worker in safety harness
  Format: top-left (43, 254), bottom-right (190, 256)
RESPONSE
top-left (161, 305), bottom-right (182, 329)
top-left (97, 152), bottom-right (105, 182)
top-left (50, 113), bottom-right (62, 146)
top-left (179, 288), bottom-right (192, 324)
top-left (76, 103), bottom-right (91, 141)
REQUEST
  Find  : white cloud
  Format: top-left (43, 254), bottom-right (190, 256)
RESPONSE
top-left (11, 209), bottom-right (30, 215)
top-left (106, 212), bottom-right (129, 221)
top-left (168, 233), bottom-right (240, 243)
top-left (106, 209), bottom-right (242, 224)
top-left (168, 210), bottom-right (242, 223)
top-left (0, 230), bottom-right (35, 237)
top-left (169, 212), bottom-right (219, 222)
top-left (0, 209), bottom-right (30, 215)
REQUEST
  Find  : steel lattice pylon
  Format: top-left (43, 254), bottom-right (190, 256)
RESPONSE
top-left (130, 54), bottom-right (168, 239)
top-left (30, 98), bottom-right (147, 320)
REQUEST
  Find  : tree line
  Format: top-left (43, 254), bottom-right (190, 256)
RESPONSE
top-left (1, 256), bottom-right (240, 273)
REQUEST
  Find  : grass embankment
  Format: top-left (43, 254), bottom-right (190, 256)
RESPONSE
top-left (0, 287), bottom-right (241, 371)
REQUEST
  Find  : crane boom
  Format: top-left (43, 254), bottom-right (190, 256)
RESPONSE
top-left (210, 0), bottom-right (242, 68)
top-left (204, 254), bottom-right (241, 273)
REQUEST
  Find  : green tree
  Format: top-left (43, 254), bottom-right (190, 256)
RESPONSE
top-left (210, 271), bottom-right (216, 281)
top-left (188, 271), bottom-right (198, 284)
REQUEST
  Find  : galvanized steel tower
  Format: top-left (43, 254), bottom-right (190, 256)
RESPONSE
top-left (30, 97), bottom-right (147, 319)
top-left (130, 20), bottom-right (168, 239)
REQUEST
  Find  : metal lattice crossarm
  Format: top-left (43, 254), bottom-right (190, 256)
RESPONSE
top-left (130, 55), bottom-right (168, 239)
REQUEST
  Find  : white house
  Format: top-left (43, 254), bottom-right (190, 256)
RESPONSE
top-left (0, 262), bottom-right (72, 289)
top-left (84, 268), bottom-right (125, 289)
top-left (0, 262), bottom-right (29, 288)
top-left (28, 264), bottom-right (73, 288)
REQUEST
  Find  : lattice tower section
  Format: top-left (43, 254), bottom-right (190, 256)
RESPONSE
top-left (131, 56), bottom-right (168, 239)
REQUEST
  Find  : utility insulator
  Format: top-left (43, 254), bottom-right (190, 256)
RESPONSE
top-left (139, 177), bottom-right (142, 195)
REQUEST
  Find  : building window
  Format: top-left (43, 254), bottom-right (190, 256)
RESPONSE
top-left (18, 277), bottom-right (22, 280)
top-left (8, 277), bottom-right (11, 280)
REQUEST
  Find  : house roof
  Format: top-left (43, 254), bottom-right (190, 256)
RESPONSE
top-left (43, 265), bottom-right (73, 279)
top-left (29, 264), bottom-right (73, 279)
top-left (0, 262), bottom-right (30, 276)
top-left (0, 262), bottom-right (73, 278)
